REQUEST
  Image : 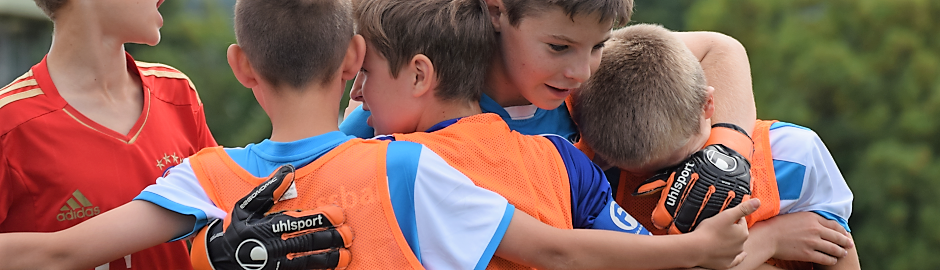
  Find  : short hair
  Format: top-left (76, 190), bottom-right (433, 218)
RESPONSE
top-left (234, 0), bottom-right (354, 89)
top-left (355, 0), bottom-right (494, 102)
top-left (502, 0), bottom-right (633, 29)
top-left (572, 23), bottom-right (708, 168)
top-left (32, 0), bottom-right (67, 19)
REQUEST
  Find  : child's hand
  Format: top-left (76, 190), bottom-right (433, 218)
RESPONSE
top-left (192, 165), bottom-right (353, 270)
top-left (753, 211), bottom-right (853, 265)
top-left (690, 198), bottom-right (761, 269)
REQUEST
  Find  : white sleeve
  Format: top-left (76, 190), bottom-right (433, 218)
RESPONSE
top-left (412, 146), bottom-right (514, 270)
top-left (133, 158), bottom-right (227, 240)
top-left (769, 123), bottom-right (853, 230)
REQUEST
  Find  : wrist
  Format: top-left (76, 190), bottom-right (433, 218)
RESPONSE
top-left (745, 221), bottom-right (779, 260)
top-left (675, 232), bottom-right (709, 268)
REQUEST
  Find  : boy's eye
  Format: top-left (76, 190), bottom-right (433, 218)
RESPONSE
top-left (592, 42), bottom-right (605, 51)
top-left (548, 44), bottom-right (569, 52)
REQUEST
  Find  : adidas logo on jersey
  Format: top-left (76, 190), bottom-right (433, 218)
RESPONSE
top-left (56, 190), bottom-right (101, 222)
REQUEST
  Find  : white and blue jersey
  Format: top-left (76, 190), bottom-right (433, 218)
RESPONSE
top-left (377, 118), bottom-right (651, 235)
top-left (133, 131), bottom-right (513, 269)
top-left (768, 122), bottom-right (853, 231)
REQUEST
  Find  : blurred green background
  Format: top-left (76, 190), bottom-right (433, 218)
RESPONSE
top-left (3, 0), bottom-right (939, 268)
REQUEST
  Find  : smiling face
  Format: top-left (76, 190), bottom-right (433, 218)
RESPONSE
top-left (490, 6), bottom-right (612, 109)
top-left (357, 44), bottom-right (424, 135)
top-left (95, 0), bottom-right (165, 46)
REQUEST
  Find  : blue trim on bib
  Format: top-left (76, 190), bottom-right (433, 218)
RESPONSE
top-left (386, 141), bottom-right (424, 262)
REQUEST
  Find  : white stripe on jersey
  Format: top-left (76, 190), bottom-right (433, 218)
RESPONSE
top-left (769, 124), bottom-right (853, 222)
top-left (413, 146), bottom-right (510, 269)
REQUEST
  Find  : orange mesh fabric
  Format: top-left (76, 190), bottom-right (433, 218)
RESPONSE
top-left (747, 120), bottom-right (781, 226)
top-left (612, 120), bottom-right (808, 269)
top-left (395, 113), bottom-right (573, 270)
top-left (189, 140), bottom-right (424, 269)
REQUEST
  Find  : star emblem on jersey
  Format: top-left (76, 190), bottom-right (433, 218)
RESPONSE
top-left (705, 148), bottom-right (737, 172)
top-left (155, 153), bottom-right (182, 170)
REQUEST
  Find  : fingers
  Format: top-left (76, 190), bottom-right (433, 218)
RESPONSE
top-left (800, 250), bottom-right (839, 266)
top-left (728, 251), bottom-right (748, 269)
top-left (812, 237), bottom-right (848, 260)
top-left (234, 165), bottom-right (296, 220)
top-left (818, 219), bottom-right (854, 248)
top-left (714, 198), bottom-right (760, 224)
top-left (281, 248), bottom-right (352, 270)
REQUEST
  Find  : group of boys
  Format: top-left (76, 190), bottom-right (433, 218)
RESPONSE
top-left (0, 0), bottom-right (858, 269)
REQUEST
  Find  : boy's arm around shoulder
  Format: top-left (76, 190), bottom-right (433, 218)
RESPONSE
top-left (495, 199), bottom-right (761, 270)
top-left (673, 31), bottom-right (756, 134)
top-left (0, 200), bottom-right (193, 270)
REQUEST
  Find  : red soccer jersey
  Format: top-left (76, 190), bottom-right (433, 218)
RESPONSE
top-left (0, 53), bottom-right (217, 270)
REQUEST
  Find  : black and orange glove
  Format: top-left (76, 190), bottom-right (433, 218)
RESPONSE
top-left (633, 123), bottom-right (753, 234)
top-left (191, 165), bottom-right (353, 270)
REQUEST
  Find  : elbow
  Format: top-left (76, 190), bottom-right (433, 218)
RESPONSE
top-left (701, 31), bottom-right (748, 61)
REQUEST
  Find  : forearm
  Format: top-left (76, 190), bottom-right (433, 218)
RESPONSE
top-left (0, 233), bottom-right (71, 269)
top-left (674, 31), bottom-right (756, 134)
top-left (496, 211), bottom-right (702, 270)
top-left (729, 223), bottom-right (777, 270)
top-left (0, 201), bottom-right (193, 270)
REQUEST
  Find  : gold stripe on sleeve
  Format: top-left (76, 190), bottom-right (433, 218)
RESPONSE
top-left (0, 89), bottom-right (43, 110)
top-left (1, 70), bottom-right (34, 91)
top-left (0, 79), bottom-right (37, 96)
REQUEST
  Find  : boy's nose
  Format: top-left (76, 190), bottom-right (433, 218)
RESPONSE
top-left (349, 73), bottom-right (364, 102)
top-left (564, 59), bottom-right (592, 84)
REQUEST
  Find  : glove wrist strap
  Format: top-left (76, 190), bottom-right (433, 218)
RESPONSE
top-left (190, 220), bottom-right (219, 270)
top-left (705, 123), bottom-right (754, 161)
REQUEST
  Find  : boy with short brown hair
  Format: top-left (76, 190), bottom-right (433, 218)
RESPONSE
top-left (572, 23), bottom-right (860, 270)
top-left (351, 0), bottom-right (759, 269)
top-left (0, 1), bottom-right (755, 270)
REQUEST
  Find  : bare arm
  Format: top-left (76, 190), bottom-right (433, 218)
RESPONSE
top-left (730, 212), bottom-right (855, 270)
top-left (0, 200), bottom-right (193, 270)
top-left (496, 199), bottom-right (760, 270)
top-left (674, 31), bottom-right (756, 135)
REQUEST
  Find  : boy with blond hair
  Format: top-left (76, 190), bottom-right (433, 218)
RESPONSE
top-left (350, 0), bottom-right (759, 269)
top-left (572, 23), bottom-right (860, 270)
top-left (0, 0), bottom-right (216, 269)
top-left (0, 1), bottom-right (756, 270)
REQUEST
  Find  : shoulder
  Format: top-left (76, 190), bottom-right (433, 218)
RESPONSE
top-left (767, 121), bottom-right (824, 163)
top-left (0, 69), bottom-right (61, 136)
top-left (135, 61), bottom-right (203, 107)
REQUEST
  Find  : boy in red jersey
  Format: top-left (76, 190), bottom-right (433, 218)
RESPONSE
top-left (349, 0), bottom-right (758, 269)
top-left (0, 1), bottom-right (757, 269)
top-left (0, 0), bottom-right (215, 269)
top-left (571, 24), bottom-right (859, 270)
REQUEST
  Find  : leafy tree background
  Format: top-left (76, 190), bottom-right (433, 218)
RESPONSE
top-left (633, 0), bottom-right (940, 268)
top-left (10, 0), bottom-right (936, 268)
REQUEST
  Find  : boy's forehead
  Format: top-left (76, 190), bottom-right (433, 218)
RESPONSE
top-left (522, 7), bottom-right (612, 42)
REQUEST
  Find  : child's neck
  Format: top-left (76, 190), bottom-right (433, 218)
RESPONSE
top-left (46, 18), bottom-right (134, 97)
top-left (416, 99), bottom-right (482, 132)
top-left (265, 84), bottom-right (344, 142)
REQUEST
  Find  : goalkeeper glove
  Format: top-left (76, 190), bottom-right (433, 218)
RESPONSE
top-left (191, 165), bottom-right (353, 270)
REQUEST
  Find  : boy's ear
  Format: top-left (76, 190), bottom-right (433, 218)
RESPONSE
top-left (484, 0), bottom-right (505, 32)
top-left (341, 35), bottom-right (367, 81)
top-left (227, 44), bottom-right (259, 89)
top-left (410, 54), bottom-right (435, 98)
top-left (703, 86), bottom-right (716, 119)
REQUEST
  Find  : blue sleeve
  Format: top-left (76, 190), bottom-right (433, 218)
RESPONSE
top-left (545, 135), bottom-right (652, 234)
top-left (339, 104), bottom-right (376, 138)
top-left (543, 135), bottom-right (608, 226)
